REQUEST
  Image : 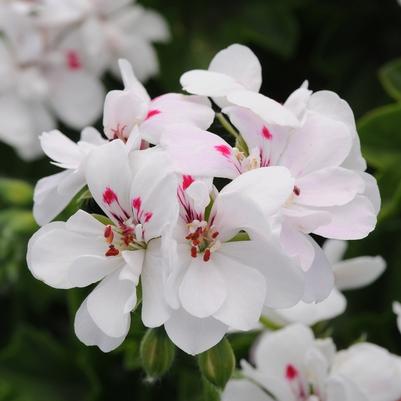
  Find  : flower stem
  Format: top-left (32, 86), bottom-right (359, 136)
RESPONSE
top-left (216, 113), bottom-right (249, 155)
top-left (259, 316), bottom-right (282, 331)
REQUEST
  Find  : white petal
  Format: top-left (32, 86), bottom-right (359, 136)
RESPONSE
top-left (227, 90), bottom-right (300, 128)
top-left (141, 239), bottom-right (172, 327)
top-left (180, 70), bottom-right (244, 97)
top-left (361, 172), bottom-right (381, 214)
top-left (222, 380), bottom-right (273, 401)
top-left (296, 167), bottom-right (365, 207)
top-left (209, 44), bottom-right (262, 93)
top-left (326, 375), bottom-right (369, 401)
top-left (322, 239), bottom-right (348, 265)
top-left (117, 59), bottom-right (150, 102)
top-left (333, 256), bottom-right (386, 290)
top-left (164, 309), bottom-right (227, 355)
top-left (314, 195), bottom-right (377, 240)
top-left (393, 302), bottom-right (401, 334)
top-left (179, 257), bottom-right (227, 318)
top-left (213, 245), bottom-right (266, 330)
top-left (279, 112), bottom-right (352, 177)
top-left (86, 268), bottom-right (136, 338)
top-left (49, 70), bottom-right (104, 129)
top-left (74, 300), bottom-right (127, 352)
top-left (219, 241), bottom-right (304, 309)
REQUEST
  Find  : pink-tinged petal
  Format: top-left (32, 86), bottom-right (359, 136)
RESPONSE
top-left (209, 44), bottom-right (262, 93)
top-left (279, 112), bottom-right (353, 177)
top-left (302, 237), bottom-right (334, 303)
top-left (86, 268), bottom-right (135, 338)
top-left (161, 124), bottom-right (239, 179)
top-left (164, 309), bottom-right (228, 355)
top-left (140, 94), bottom-right (214, 144)
top-left (85, 140), bottom-right (132, 223)
top-left (212, 245), bottom-right (266, 330)
top-left (180, 70), bottom-right (244, 97)
top-left (227, 90), bottom-right (300, 128)
top-left (222, 380), bottom-right (274, 401)
top-left (284, 82), bottom-right (312, 120)
top-left (39, 130), bottom-right (82, 169)
top-left (361, 172), bottom-right (381, 214)
top-left (283, 205), bottom-right (332, 234)
top-left (213, 167), bottom-right (294, 240)
top-left (49, 70), bottom-right (104, 129)
top-left (219, 241), bottom-right (304, 309)
top-left (333, 256), bottom-right (386, 291)
top-left (103, 89), bottom-right (148, 140)
top-left (74, 300), bottom-right (127, 352)
top-left (295, 167), bottom-right (365, 207)
top-left (314, 195), bottom-right (377, 240)
top-left (179, 256), bottom-right (227, 319)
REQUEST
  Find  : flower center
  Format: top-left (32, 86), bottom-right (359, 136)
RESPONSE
top-left (285, 185), bottom-right (301, 207)
top-left (185, 220), bottom-right (220, 262)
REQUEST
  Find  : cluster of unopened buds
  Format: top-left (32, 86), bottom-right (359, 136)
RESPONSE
top-left (0, 0), bottom-right (169, 159)
top-left (25, 42), bottom-right (401, 397)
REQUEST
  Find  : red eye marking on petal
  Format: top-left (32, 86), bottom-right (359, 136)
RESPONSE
top-left (145, 109), bottom-right (161, 120)
top-left (262, 126), bottom-right (273, 140)
top-left (66, 50), bottom-right (81, 70)
top-left (144, 212), bottom-right (153, 223)
top-left (132, 197), bottom-right (142, 211)
top-left (214, 144), bottom-right (231, 158)
top-left (182, 175), bottom-right (194, 190)
top-left (103, 188), bottom-right (118, 205)
top-left (285, 364), bottom-right (299, 381)
top-left (293, 186), bottom-right (301, 196)
top-left (105, 245), bottom-right (119, 257)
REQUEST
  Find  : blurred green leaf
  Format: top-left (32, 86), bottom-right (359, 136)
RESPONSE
top-left (358, 103), bottom-right (401, 169)
top-left (379, 58), bottom-right (401, 101)
top-left (0, 179), bottom-right (33, 208)
top-left (376, 162), bottom-right (401, 221)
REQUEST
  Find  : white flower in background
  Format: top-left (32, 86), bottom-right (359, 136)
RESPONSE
top-left (223, 324), bottom-right (401, 401)
top-left (393, 302), bottom-right (401, 334)
top-left (263, 240), bottom-right (386, 326)
top-left (27, 140), bottom-right (179, 352)
top-left (162, 167), bottom-right (304, 355)
top-left (103, 59), bottom-right (214, 146)
top-left (33, 128), bottom-right (107, 226)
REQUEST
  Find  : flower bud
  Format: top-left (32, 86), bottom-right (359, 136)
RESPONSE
top-left (140, 327), bottom-right (176, 379)
top-left (0, 179), bottom-right (33, 207)
top-left (198, 337), bottom-right (235, 389)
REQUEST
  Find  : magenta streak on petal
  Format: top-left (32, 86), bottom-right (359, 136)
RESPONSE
top-left (286, 364), bottom-right (299, 380)
top-left (103, 187), bottom-right (130, 221)
top-left (214, 144), bottom-right (232, 158)
top-left (145, 109), bottom-right (161, 120)
top-left (262, 126), bottom-right (273, 140)
top-left (182, 175), bottom-right (194, 190)
top-left (66, 50), bottom-right (82, 70)
top-left (103, 187), bottom-right (118, 205)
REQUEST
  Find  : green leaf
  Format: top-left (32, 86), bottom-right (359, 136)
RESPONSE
top-left (0, 178), bottom-right (33, 208)
top-left (358, 103), bottom-right (401, 169)
top-left (0, 326), bottom-right (98, 401)
top-left (379, 58), bottom-right (401, 101)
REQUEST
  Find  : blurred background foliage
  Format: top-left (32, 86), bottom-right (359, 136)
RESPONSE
top-left (1, 0), bottom-right (401, 400)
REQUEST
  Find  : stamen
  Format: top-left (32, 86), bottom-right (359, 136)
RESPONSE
top-left (105, 245), bottom-right (119, 257)
top-left (191, 246), bottom-right (197, 258)
top-left (293, 186), bottom-right (301, 196)
top-left (203, 249), bottom-right (211, 262)
top-left (104, 225), bottom-right (114, 244)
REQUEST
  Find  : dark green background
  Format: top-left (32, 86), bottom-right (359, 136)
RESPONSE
top-left (1, 0), bottom-right (401, 399)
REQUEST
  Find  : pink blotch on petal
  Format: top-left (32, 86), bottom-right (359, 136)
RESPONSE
top-left (182, 175), bottom-right (194, 190)
top-left (145, 109), bottom-right (161, 120)
top-left (214, 144), bottom-right (232, 158)
top-left (144, 212), bottom-right (153, 222)
top-left (66, 50), bottom-right (82, 70)
top-left (262, 126), bottom-right (273, 140)
top-left (103, 188), bottom-right (118, 205)
top-left (285, 364), bottom-right (299, 381)
top-left (132, 197), bottom-right (142, 211)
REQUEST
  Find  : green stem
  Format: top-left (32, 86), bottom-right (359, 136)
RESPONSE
top-left (216, 113), bottom-right (249, 155)
top-left (259, 316), bottom-right (282, 331)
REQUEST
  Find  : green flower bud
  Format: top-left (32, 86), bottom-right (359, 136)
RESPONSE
top-left (198, 337), bottom-right (236, 389)
top-left (0, 178), bottom-right (33, 207)
top-left (140, 327), bottom-right (176, 379)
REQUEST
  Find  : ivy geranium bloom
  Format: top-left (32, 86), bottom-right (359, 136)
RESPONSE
top-left (103, 59), bottom-right (214, 146)
top-left (161, 167), bottom-right (304, 355)
top-left (263, 239), bottom-right (386, 326)
top-left (33, 128), bottom-right (107, 226)
top-left (27, 140), bottom-right (178, 352)
top-left (223, 324), bottom-right (401, 401)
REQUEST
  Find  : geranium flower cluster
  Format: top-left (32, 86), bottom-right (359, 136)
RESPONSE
top-left (223, 324), bottom-right (401, 401)
top-left (0, 0), bottom-right (169, 159)
top-left (27, 44), bottom-right (380, 356)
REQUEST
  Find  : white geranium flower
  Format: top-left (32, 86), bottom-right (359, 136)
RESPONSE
top-left (223, 324), bottom-right (401, 401)
top-left (162, 167), bottom-right (305, 355)
top-left (393, 301), bottom-right (401, 334)
top-left (27, 140), bottom-right (179, 352)
top-left (263, 239), bottom-right (386, 326)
